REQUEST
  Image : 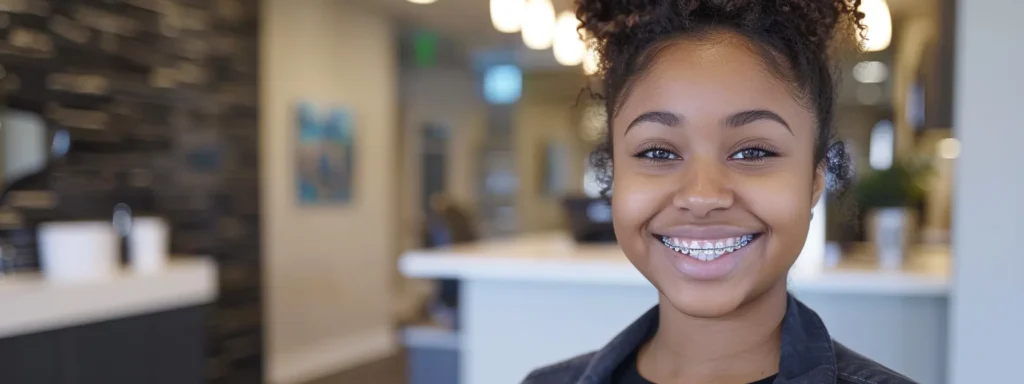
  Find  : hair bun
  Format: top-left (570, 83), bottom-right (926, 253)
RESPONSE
top-left (576, 0), bottom-right (766, 42)
top-left (576, 0), bottom-right (862, 50)
top-left (575, 0), bottom-right (669, 41)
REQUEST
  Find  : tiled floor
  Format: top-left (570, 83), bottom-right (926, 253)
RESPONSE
top-left (304, 352), bottom-right (408, 384)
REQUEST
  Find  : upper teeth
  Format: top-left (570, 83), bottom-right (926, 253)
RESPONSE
top-left (659, 235), bottom-right (754, 261)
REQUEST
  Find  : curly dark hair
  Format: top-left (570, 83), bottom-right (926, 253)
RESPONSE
top-left (577, 0), bottom-right (863, 198)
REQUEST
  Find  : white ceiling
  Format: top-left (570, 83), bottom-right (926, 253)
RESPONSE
top-left (350, 0), bottom-right (939, 56)
top-left (348, 0), bottom-right (526, 51)
top-left (345, 0), bottom-right (938, 108)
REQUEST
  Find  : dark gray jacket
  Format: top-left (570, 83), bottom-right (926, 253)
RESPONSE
top-left (522, 294), bottom-right (917, 384)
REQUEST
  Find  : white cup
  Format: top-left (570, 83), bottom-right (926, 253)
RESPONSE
top-left (129, 217), bottom-right (169, 274)
top-left (38, 221), bottom-right (119, 283)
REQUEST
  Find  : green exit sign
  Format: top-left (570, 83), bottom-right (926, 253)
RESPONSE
top-left (413, 31), bottom-right (438, 68)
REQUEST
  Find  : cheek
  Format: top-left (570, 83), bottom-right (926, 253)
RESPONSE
top-left (610, 164), bottom-right (675, 260)
top-left (742, 168), bottom-right (816, 251)
top-left (610, 169), bottom-right (666, 233)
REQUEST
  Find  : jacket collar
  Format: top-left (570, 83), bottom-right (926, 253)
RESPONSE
top-left (576, 294), bottom-right (837, 384)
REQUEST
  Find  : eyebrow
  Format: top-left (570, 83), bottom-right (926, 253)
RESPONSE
top-left (625, 111), bottom-right (681, 132)
top-left (624, 109), bottom-right (793, 135)
top-left (725, 109), bottom-right (792, 135)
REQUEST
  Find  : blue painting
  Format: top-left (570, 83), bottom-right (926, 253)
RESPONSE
top-left (296, 101), bottom-right (354, 204)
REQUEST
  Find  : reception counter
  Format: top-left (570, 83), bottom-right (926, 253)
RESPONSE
top-left (0, 258), bottom-right (217, 338)
top-left (400, 233), bottom-right (950, 384)
top-left (0, 258), bottom-right (218, 384)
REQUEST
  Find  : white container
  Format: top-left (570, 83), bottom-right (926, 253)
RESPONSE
top-left (129, 217), bottom-right (170, 274)
top-left (869, 207), bottom-right (916, 270)
top-left (38, 221), bottom-right (119, 283)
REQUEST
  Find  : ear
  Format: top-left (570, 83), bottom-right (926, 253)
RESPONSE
top-left (811, 165), bottom-right (827, 209)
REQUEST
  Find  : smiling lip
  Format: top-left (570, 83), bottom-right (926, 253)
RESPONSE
top-left (653, 227), bottom-right (763, 280)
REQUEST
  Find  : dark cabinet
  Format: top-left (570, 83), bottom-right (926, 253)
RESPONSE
top-left (0, 306), bottom-right (206, 384)
top-left (0, 327), bottom-right (61, 384)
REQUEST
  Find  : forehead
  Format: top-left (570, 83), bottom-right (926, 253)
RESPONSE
top-left (614, 33), bottom-right (814, 132)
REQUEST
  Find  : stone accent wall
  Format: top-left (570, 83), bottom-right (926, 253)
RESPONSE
top-left (0, 0), bottom-right (263, 381)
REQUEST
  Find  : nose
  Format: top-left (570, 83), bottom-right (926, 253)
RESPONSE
top-left (671, 159), bottom-right (734, 217)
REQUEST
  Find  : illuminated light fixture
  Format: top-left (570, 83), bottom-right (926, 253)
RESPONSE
top-left (407, 0), bottom-right (438, 4)
top-left (937, 138), bottom-right (961, 159)
top-left (521, 0), bottom-right (555, 50)
top-left (582, 45), bottom-right (599, 75)
top-left (868, 120), bottom-right (895, 170)
top-left (553, 11), bottom-right (585, 66)
top-left (490, 0), bottom-right (525, 33)
top-left (858, 0), bottom-right (892, 52)
top-left (853, 61), bottom-right (888, 83)
top-left (483, 64), bottom-right (523, 105)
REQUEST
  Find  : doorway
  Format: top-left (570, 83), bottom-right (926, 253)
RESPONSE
top-left (419, 124), bottom-right (449, 214)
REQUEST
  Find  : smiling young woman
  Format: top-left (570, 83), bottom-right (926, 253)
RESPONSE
top-left (522, 1), bottom-right (915, 384)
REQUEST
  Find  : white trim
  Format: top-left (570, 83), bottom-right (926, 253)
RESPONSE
top-left (269, 327), bottom-right (398, 384)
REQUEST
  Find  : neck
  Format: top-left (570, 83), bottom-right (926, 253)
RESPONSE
top-left (639, 281), bottom-right (788, 383)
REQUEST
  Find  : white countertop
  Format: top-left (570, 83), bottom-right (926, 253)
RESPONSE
top-left (399, 233), bottom-right (950, 297)
top-left (0, 258), bottom-right (218, 339)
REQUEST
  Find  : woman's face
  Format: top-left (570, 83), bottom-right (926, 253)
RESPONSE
top-left (611, 32), bottom-right (825, 317)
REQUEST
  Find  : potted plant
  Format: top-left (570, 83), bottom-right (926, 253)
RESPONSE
top-left (853, 159), bottom-right (929, 269)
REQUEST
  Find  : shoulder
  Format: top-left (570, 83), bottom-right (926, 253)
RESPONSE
top-left (833, 341), bottom-right (919, 384)
top-left (520, 352), bottom-right (596, 384)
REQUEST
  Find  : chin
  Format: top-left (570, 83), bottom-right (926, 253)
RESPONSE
top-left (658, 281), bottom-right (753, 318)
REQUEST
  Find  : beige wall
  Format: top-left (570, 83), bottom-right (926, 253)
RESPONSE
top-left (891, 15), bottom-right (938, 155)
top-left (515, 72), bottom-right (589, 233)
top-left (261, 2), bottom-right (399, 383)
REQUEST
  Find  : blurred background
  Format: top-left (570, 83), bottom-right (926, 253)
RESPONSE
top-left (0, 0), bottom-right (1018, 383)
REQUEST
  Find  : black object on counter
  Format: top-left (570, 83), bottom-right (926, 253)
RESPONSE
top-left (563, 196), bottom-right (617, 243)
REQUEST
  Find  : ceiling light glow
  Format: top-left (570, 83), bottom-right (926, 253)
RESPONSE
top-left (853, 61), bottom-right (889, 83)
top-left (858, 0), bottom-right (892, 52)
top-left (553, 11), bottom-right (585, 66)
top-left (521, 0), bottom-right (555, 50)
top-left (490, 0), bottom-right (525, 33)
